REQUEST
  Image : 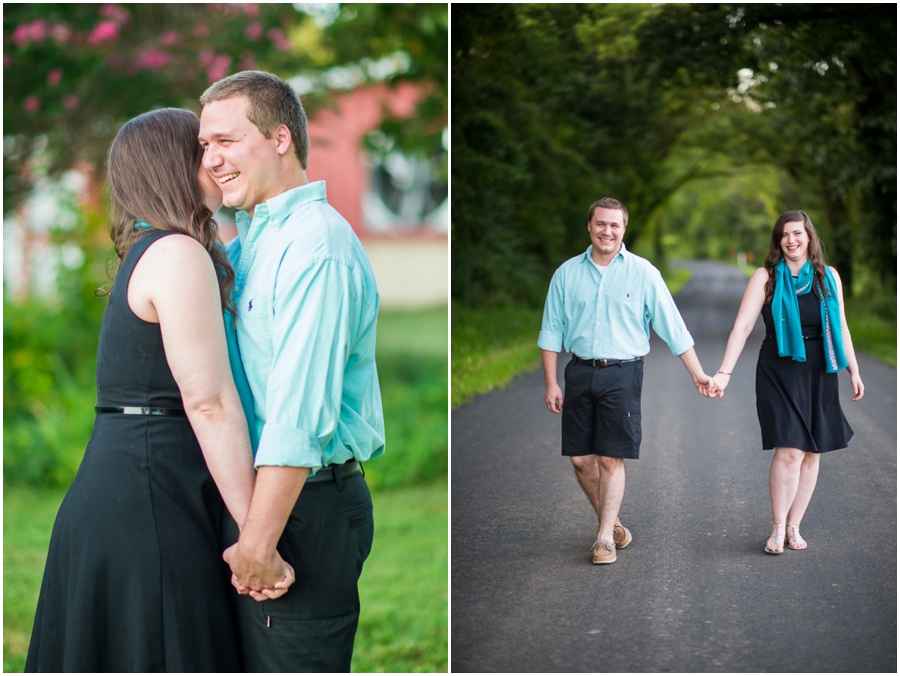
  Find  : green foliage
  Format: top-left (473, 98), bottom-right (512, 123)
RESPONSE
top-left (3, 482), bottom-right (448, 673)
top-left (4, 3), bottom-right (449, 214)
top-left (365, 307), bottom-right (448, 490)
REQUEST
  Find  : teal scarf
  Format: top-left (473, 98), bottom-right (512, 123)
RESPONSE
top-left (771, 259), bottom-right (847, 373)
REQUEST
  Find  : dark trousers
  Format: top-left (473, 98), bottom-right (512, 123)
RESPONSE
top-left (222, 472), bottom-right (374, 672)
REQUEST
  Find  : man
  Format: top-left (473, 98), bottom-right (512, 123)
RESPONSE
top-left (198, 71), bottom-right (385, 671)
top-left (538, 197), bottom-right (716, 565)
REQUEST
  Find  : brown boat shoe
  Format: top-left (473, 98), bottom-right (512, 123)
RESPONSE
top-left (613, 520), bottom-right (632, 549)
top-left (592, 539), bottom-right (617, 564)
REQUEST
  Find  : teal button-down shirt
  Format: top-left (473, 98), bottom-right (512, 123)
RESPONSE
top-left (224, 181), bottom-right (385, 473)
top-left (538, 244), bottom-right (694, 359)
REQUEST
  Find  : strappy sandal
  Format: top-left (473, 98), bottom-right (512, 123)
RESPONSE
top-left (786, 524), bottom-right (807, 550)
top-left (764, 522), bottom-right (785, 554)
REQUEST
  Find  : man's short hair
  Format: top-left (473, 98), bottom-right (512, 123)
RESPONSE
top-left (587, 197), bottom-right (629, 227)
top-left (200, 70), bottom-right (309, 169)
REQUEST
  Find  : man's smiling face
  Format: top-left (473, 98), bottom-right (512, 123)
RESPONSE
top-left (587, 207), bottom-right (626, 263)
top-left (198, 96), bottom-right (284, 216)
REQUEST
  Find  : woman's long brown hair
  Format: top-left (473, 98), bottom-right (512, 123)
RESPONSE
top-left (106, 108), bottom-right (235, 314)
top-left (763, 210), bottom-right (829, 305)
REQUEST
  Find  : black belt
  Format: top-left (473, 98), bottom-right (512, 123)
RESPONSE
top-left (95, 406), bottom-right (186, 416)
top-left (306, 460), bottom-right (362, 483)
top-left (765, 333), bottom-right (822, 341)
top-left (572, 355), bottom-right (643, 369)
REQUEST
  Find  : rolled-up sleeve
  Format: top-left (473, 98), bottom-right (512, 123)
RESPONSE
top-left (645, 268), bottom-right (694, 356)
top-left (254, 253), bottom-right (358, 472)
top-left (537, 270), bottom-right (565, 352)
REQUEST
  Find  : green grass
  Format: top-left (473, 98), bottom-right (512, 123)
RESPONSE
top-left (845, 298), bottom-right (896, 367)
top-left (367, 306), bottom-right (448, 489)
top-left (451, 266), bottom-right (694, 408)
top-left (3, 482), bottom-right (448, 673)
top-left (354, 483), bottom-right (448, 672)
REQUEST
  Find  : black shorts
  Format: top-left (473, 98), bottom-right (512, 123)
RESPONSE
top-left (561, 357), bottom-right (643, 459)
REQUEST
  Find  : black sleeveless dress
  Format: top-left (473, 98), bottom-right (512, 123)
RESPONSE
top-left (756, 289), bottom-right (853, 453)
top-left (25, 231), bottom-right (242, 672)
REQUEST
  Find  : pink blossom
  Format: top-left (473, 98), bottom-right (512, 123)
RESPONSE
top-left (24, 96), bottom-right (40, 112)
top-left (238, 3), bottom-right (260, 17)
top-left (193, 24), bottom-right (210, 39)
top-left (245, 22), bottom-right (263, 40)
top-left (240, 50), bottom-right (255, 71)
top-left (51, 23), bottom-right (72, 46)
top-left (63, 94), bottom-right (79, 110)
top-left (46, 68), bottom-right (63, 86)
top-left (206, 54), bottom-right (232, 83)
top-left (12, 24), bottom-right (30, 46)
top-left (100, 4), bottom-right (131, 24)
top-left (160, 31), bottom-right (181, 46)
top-left (267, 27), bottom-right (291, 52)
top-left (12, 19), bottom-right (50, 46)
top-left (28, 19), bottom-right (49, 42)
top-left (88, 21), bottom-right (120, 45)
top-left (136, 48), bottom-right (169, 70)
top-left (3, 54), bottom-right (10, 69)
top-left (198, 49), bottom-right (215, 67)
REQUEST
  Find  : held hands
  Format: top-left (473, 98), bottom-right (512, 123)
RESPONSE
top-left (692, 373), bottom-right (722, 398)
top-left (709, 372), bottom-right (730, 398)
top-left (223, 542), bottom-right (295, 602)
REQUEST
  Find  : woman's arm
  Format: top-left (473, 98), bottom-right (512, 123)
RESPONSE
top-left (830, 267), bottom-right (864, 401)
top-left (129, 234), bottom-right (256, 527)
top-left (712, 268), bottom-right (769, 395)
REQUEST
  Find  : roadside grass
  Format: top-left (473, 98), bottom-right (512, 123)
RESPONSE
top-left (2, 482), bottom-right (448, 673)
top-left (451, 265), bottom-right (694, 408)
top-left (844, 297), bottom-right (896, 367)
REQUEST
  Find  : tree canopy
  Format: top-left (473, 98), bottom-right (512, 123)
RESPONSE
top-left (451, 3), bottom-right (896, 308)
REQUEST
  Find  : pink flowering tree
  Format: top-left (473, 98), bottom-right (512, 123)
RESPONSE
top-left (3, 3), bottom-right (305, 213)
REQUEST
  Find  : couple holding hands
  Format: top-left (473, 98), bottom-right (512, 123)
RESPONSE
top-left (539, 198), bottom-right (864, 564)
top-left (27, 71), bottom-right (383, 672)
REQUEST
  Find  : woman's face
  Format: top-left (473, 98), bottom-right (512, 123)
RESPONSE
top-left (198, 163), bottom-right (223, 213)
top-left (780, 220), bottom-right (810, 263)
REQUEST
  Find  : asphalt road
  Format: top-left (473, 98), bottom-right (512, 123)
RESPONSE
top-left (450, 260), bottom-right (897, 673)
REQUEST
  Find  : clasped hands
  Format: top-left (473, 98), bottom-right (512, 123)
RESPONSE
top-left (223, 542), bottom-right (295, 602)
top-left (694, 372), bottom-right (728, 399)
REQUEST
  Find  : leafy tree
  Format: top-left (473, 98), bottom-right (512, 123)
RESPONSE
top-left (639, 3), bottom-right (897, 291)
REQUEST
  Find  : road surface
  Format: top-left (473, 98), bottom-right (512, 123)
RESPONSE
top-left (451, 261), bottom-right (896, 672)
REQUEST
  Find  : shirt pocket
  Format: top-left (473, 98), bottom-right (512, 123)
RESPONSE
top-left (609, 289), bottom-right (643, 323)
top-left (236, 292), bottom-right (274, 366)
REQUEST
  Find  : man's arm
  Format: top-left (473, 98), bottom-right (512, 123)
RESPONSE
top-left (223, 466), bottom-right (307, 597)
top-left (542, 349), bottom-right (563, 413)
top-left (677, 346), bottom-right (718, 397)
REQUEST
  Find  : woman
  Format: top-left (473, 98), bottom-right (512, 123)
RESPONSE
top-left (25, 108), bottom-right (293, 672)
top-left (711, 210), bottom-right (864, 555)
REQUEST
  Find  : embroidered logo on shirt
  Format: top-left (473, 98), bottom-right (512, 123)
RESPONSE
top-left (248, 299), bottom-right (254, 312)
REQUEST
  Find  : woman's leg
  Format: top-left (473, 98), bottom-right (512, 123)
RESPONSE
top-left (785, 452), bottom-right (820, 548)
top-left (767, 447), bottom-right (804, 552)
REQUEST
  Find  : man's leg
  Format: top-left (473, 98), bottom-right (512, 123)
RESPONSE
top-left (570, 454), bottom-right (601, 520)
top-left (226, 473), bottom-right (374, 672)
top-left (596, 455), bottom-right (625, 543)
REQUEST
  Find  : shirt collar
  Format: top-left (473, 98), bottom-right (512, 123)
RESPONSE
top-left (582, 242), bottom-right (628, 264)
top-left (235, 180), bottom-right (328, 245)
